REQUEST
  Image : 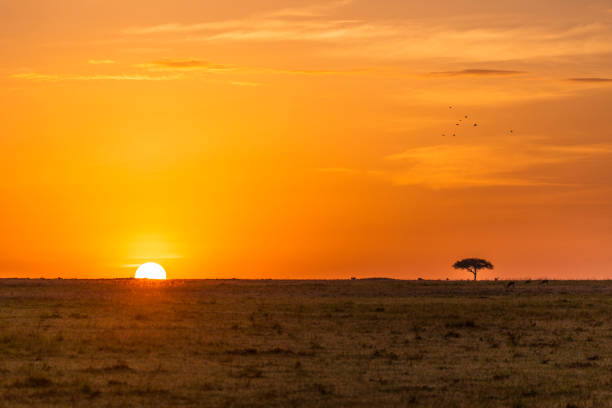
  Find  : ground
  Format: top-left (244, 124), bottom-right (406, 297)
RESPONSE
top-left (0, 279), bottom-right (610, 407)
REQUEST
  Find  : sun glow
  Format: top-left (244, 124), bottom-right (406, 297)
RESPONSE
top-left (135, 262), bottom-right (167, 279)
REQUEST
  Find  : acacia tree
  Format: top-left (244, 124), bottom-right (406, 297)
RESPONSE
top-left (452, 258), bottom-right (493, 281)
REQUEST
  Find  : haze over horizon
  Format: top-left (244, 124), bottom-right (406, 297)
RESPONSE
top-left (1, 0), bottom-right (612, 279)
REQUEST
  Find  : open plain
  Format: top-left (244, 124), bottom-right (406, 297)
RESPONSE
top-left (0, 279), bottom-right (610, 407)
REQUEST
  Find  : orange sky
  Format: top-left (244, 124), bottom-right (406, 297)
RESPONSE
top-left (1, 0), bottom-right (612, 279)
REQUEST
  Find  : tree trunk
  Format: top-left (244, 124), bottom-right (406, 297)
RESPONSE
top-left (472, 268), bottom-right (477, 281)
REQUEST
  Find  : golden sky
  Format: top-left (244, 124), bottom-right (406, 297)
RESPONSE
top-left (1, 0), bottom-right (612, 279)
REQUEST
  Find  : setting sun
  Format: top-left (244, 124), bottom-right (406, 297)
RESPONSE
top-left (135, 262), bottom-right (166, 280)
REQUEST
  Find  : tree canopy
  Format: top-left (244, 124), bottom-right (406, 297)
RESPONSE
top-left (452, 258), bottom-right (493, 281)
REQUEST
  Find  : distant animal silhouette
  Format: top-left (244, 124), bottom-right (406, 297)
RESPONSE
top-left (525, 279), bottom-right (531, 284)
top-left (452, 258), bottom-right (494, 281)
top-left (506, 281), bottom-right (515, 289)
top-left (540, 279), bottom-right (548, 284)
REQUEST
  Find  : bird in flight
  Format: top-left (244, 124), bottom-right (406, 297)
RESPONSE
top-left (438, 106), bottom-right (484, 137)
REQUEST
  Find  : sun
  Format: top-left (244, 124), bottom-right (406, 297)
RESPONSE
top-left (135, 262), bottom-right (166, 280)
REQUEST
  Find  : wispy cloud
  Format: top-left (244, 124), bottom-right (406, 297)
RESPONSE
top-left (136, 59), bottom-right (230, 71)
top-left (347, 22), bottom-right (612, 63)
top-left (266, 0), bottom-right (353, 18)
top-left (11, 72), bottom-right (180, 81)
top-left (568, 77), bottom-right (612, 83)
top-left (261, 67), bottom-right (373, 76)
top-left (229, 81), bottom-right (261, 87)
top-left (136, 58), bottom-right (372, 77)
top-left (11, 71), bottom-right (259, 87)
top-left (124, 1), bottom-right (355, 36)
top-left (386, 143), bottom-right (612, 188)
top-left (122, 9), bottom-right (612, 64)
top-left (122, 6), bottom-right (393, 43)
top-left (314, 167), bottom-right (357, 174)
top-left (312, 167), bottom-right (384, 178)
top-left (88, 59), bottom-right (115, 65)
top-left (123, 21), bottom-right (241, 35)
top-left (200, 21), bottom-right (395, 42)
top-left (11, 73), bottom-right (60, 81)
top-left (12, 58), bottom-right (362, 84)
top-left (429, 69), bottom-right (525, 77)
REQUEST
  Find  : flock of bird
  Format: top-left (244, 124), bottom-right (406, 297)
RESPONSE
top-left (441, 106), bottom-right (514, 137)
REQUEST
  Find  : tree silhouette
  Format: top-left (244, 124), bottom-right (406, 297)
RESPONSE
top-left (452, 258), bottom-right (493, 281)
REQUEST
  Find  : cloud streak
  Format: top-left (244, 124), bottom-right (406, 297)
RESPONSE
top-left (11, 73), bottom-right (181, 81)
top-left (386, 143), bottom-right (612, 189)
top-left (134, 58), bottom-right (371, 78)
top-left (568, 77), bottom-right (612, 83)
top-left (136, 59), bottom-right (230, 71)
top-left (229, 81), bottom-right (261, 87)
top-left (88, 59), bottom-right (115, 64)
top-left (314, 167), bottom-right (357, 174)
top-left (123, 1), bottom-right (355, 36)
top-left (266, 0), bottom-right (353, 18)
top-left (121, 8), bottom-right (612, 65)
top-left (429, 69), bottom-right (525, 77)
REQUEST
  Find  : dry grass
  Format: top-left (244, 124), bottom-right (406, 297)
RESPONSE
top-left (0, 278), bottom-right (610, 407)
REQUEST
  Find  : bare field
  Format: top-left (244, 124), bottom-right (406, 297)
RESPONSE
top-left (0, 279), bottom-right (610, 407)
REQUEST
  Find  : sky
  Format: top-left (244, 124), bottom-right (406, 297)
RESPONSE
top-left (1, 0), bottom-right (612, 279)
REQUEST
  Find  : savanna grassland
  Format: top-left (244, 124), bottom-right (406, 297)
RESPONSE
top-left (0, 279), bottom-right (610, 407)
